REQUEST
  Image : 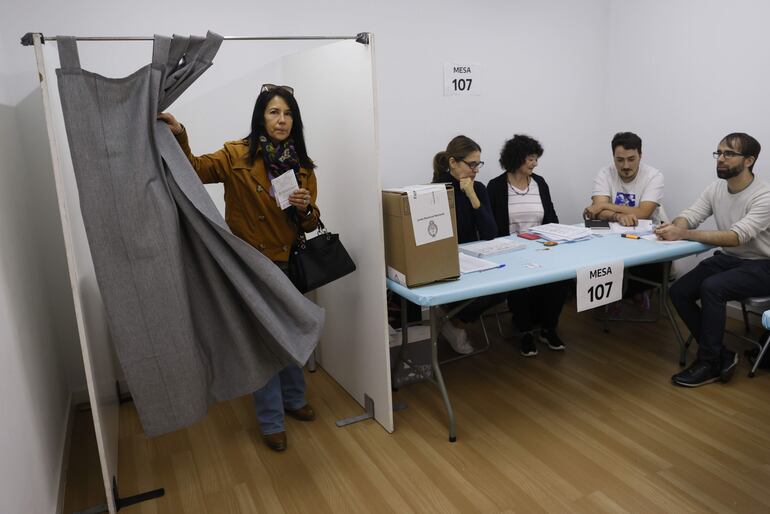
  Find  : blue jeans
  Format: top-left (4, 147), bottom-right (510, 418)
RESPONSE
top-left (252, 364), bottom-right (307, 435)
top-left (670, 252), bottom-right (770, 363)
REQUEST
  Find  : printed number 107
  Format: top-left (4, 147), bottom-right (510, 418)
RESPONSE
top-left (588, 282), bottom-right (612, 302)
top-left (452, 78), bottom-right (472, 91)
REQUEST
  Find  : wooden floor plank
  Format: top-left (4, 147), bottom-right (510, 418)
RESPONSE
top-left (61, 300), bottom-right (770, 513)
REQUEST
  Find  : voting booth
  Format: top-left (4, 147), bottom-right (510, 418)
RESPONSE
top-left (29, 32), bottom-right (391, 514)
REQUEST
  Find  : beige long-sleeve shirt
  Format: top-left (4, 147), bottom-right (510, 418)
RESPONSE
top-left (678, 177), bottom-right (770, 260)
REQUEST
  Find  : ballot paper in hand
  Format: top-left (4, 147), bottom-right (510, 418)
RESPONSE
top-left (271, 172), bottom-right (299, 210)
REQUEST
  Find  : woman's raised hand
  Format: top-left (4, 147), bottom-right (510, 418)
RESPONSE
top-left (459, 177), bottom-right (481, 209)
top-left (288, 188), bottom-right (313, 212)
top-left (157, 112), bottom-right (184, 135)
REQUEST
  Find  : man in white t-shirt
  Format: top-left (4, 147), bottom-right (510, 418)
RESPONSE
top-left (584, 132), bottom-right (666, 310)
top-left (583, 132), bottom-right (665, 225)
top-left (657, 132), bottom-right (770, 388)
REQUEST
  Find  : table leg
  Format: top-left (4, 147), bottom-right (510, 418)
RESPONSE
top-left (398, 295), bottom-right (409, 363)
top-left (660, 261), bottom-right (688, 366)
top-left (430, 306), bottom-right (457, 442)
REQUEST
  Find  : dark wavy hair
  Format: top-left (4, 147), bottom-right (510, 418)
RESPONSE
top-left (432, 135), bottom-right (481, 182)
top-left (611, 132), bottom-right (642, 154)
top-left (499, 134), bottom-right (543, 172)
top-left (247, 88), bottom-right (315, 169)
top-left (722, 132), bottom-right (761, 172)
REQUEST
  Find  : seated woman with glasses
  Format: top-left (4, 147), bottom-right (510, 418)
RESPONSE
top-left (487, 134), bottom-right (569, 357)
top-left (430, 135), bottom-right (498, 354)
top-left (158, 83), bottom-right (318, 453)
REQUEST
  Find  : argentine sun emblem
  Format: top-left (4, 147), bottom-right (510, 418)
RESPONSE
top-left (428, 220), bottom-right (438, 238)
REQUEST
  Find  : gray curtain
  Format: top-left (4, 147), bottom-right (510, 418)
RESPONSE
top-left (55, 32), bottom-right (324, 437)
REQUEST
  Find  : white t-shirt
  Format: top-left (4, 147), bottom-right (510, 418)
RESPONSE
top-left (591, 162), bottom-right (665, 223)
top-left (508, 179), bottom-right (544, 234)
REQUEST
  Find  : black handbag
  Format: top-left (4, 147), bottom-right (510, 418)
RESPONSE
top-left (288, 219), bottom-right (356, 293)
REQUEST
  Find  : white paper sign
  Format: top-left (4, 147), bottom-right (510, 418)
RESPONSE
top-left (405, 185), bottom-right (453, 246)
top-left (443, 63), bottom-right (481, 96)
top-left (271, 172), bottom-right (299, 210)
top-left (387, 265), bottom-right (407, 286)
top-left (576, 260), bottom-right (624, 312)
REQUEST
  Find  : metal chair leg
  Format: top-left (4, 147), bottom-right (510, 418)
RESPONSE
top-left (749, 332), bottom-right (770, 378)
top-left (742, 302), bottom-right (751, 335)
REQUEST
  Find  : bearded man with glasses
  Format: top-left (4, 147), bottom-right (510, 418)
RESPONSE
top-left (656, 133), bottom-right (770, 387)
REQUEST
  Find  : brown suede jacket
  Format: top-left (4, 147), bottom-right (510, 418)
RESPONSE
top-left (176, 129), bottom-right (320, 262)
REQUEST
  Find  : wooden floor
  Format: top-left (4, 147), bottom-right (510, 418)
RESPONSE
top-left (63, 301), bottom-right (770, 513)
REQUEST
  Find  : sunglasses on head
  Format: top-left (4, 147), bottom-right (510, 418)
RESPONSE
top-left (260, 83), bottom-right (295, 95)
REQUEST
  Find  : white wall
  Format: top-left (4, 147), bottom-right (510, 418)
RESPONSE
top-left (15, 90), bottom-right (84, 392)
top-left (606, 0), bottom-right (770, 221)
top-left (0, 100), bottom-right (71, 514)
top-left (2, 0), bottom-right (610, 220)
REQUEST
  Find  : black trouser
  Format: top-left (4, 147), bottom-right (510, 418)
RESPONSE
top-left (507, 280), bottom-right (570, 333)
top-left (451, 294), bottom-right (507, 324)
top-left (670, 252), bottom-right (770, 363)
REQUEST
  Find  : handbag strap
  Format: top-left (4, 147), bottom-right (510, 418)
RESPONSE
top-left (292, 213), bottom-right (327, 249)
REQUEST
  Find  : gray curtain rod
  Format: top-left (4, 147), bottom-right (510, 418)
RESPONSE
top-left (21, 32), bottom-right (370, 46)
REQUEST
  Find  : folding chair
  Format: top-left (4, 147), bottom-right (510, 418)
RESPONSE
top-left (682, 296), bottom-right (770, 376)
top-left (750, 310), bottom-right (770, 378)
top-left (740, 296), bottom-right (770, 334)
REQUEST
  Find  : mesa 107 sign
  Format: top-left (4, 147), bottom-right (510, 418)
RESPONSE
top-left (443, 63), bottom-right (481, 96)
top-left (576, 260), bottom-right (624, 312)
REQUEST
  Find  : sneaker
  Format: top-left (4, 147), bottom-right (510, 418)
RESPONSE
top-left (671, 359), bottom-right (720, 387)
top-left (520, 333), bottom-right (538, 357)
top-left (440, 321), bottom-right (474, 354)
top-left (538, 329), bottom-right (566, 351)
top-left (392, 358), bottom-right (433, 388)
top-left (720, 350), bottom-right (738, 383)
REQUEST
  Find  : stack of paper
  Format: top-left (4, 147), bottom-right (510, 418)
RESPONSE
top-left (458, 253), bottom-right (503, 274)
top-left (459, 237), bottom-right (526, 257)
top-left (529, 223), bottom-right (592, 242)
top-left (610, 219), bottom-right (654, 235)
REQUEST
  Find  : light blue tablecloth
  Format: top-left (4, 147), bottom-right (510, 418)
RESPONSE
top-left (386, 234), bottom-right (710, 306)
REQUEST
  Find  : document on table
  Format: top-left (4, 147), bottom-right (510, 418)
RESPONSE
top-left (459, 237), bottom-right (526, 257)
top-left (272, 172), bottom-right (299, 210)
top-left (610, 219), bottom-right (653, 234)
top-left (530, 223), bottom-right (591, 242)
top-left (459, 252), bottom-right (503, 274)
top-left (641, 234), bottom-right (689, 244)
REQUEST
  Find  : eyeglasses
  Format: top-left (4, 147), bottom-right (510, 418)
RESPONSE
top-left (461, 160), bottom-right (484, 170)
top-left (713, 150), bottom-right (745, 159)
top-left (260, 83), bottom-right (295, 95)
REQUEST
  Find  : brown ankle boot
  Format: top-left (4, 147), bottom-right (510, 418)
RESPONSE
top-left (263, 431), bottom-right (287, 452)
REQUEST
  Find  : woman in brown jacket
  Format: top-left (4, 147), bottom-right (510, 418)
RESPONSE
top-left (159, 84), bottom-right (319, 452)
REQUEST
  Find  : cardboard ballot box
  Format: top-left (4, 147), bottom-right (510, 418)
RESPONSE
top-left (382, 184), bottom-right (459, 287)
